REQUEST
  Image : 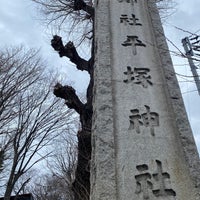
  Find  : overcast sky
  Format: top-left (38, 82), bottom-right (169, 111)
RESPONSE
top-left (162, 0), bottom-right (200, 153)
top-left (0, 0), bottom-right (200, 153)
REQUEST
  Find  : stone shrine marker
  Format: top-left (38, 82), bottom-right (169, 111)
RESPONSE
top-left (91, 0), bottom-right (200, 200)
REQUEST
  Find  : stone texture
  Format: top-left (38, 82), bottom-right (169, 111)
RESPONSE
top-left (90, 1), bottom-right (117, 200)
top-left (91, 0), bottom-right (200, 199)
top-left (147, 0), bottom-right (200, 190)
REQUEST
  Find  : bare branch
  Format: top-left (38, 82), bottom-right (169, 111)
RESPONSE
top-left (0, 46), bottom-right (76, 200)
top-left (51, 35), bottom-right (90, 71)
top-left (54, 83), bottom-right (84, 114)
top-left (74, 0), bottom-right (94, 19)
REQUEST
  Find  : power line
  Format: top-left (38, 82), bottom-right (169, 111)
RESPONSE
top-left (182, 37), bottom-right (200, 95)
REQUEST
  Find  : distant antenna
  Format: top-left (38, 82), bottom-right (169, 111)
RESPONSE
top-left (182, 37), bottom-right (200, 95)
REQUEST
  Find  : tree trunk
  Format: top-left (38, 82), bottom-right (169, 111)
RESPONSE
top-left (52, 36), bottom-right (94, 200)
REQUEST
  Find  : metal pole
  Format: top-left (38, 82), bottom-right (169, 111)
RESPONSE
top-left (182, 37), bottom-right (200, 95)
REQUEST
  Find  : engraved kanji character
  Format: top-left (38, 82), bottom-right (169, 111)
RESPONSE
top-left (135, 164), bottom-right (153, 199)
top-left (152, 160), bottom-right (176, 197)
top-left (120, 14), bottom-right (129, 25)
top-left (129, 109), bottom-right (143, 133)
top-left (129, 106), bottom-right (159, 135)
top-left (122, 36), bottom-right (146, 55)
top-left (120, 14), bottom-right (142, 26)
top-left (129, 14), bottom-right (142, 25)
top-left (123, 66), bottom-right (134, 83)
top-left (124, 67), bottom-right (153, 88)
top-left (141, 105), bottom-right (159, 136)
top-left (135, 160), bottom-right (176, 200)
top-left (134, 68), bottom-right (152, 88)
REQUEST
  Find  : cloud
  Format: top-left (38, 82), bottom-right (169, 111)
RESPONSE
top-left (163, 0), bottom-right (200, 153)
top-left (0, 0), bottom-right (42, 47)
top-left (0, 0), bottom-right (90, 93)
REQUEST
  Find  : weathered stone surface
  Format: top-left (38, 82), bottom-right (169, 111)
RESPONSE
top-left (90, 1), bottom-right (117, 200)
top-left (91, 0), bottom-right (200, 199)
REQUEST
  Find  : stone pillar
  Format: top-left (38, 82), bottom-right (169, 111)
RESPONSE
top-left (91, 0), bottom-right (200, 200)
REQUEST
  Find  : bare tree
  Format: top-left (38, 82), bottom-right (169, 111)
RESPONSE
top-left (31, 1), bottom-right (95, 199)
top-left (31, 1), bottom-right (178, 200)
top-left (47, 129), bottom-right (78, 200)
top-left (0, 46), bottom-right (75, 200)
top-left (32, 0), bottom-right (94, 44)
top-left (27, 134), bottom-right (78, 200)
top-left (0, 149), bottom-right (5, 173)
top-left (156, 0), bottom-right (177, 20)
top-left (28, 173), bottom-right (72, 200)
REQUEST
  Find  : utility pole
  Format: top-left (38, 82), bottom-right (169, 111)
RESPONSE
top-left (182, 36), bottom-right (200, 95)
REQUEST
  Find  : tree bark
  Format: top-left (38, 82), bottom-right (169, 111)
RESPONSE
top-left (51, 36), bottom-right (90, 72)
top-left (51, 1), bottom-right (95, 199)
top-left (74, 0), bottom-right (94, 19)
top-left (53, 34), bottom-right (94, 200)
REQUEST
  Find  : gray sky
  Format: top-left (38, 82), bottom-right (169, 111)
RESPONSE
top-left (162, 0), bottom-right (200, 153)
top-left (0, 0), bottom-right (200, 153)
